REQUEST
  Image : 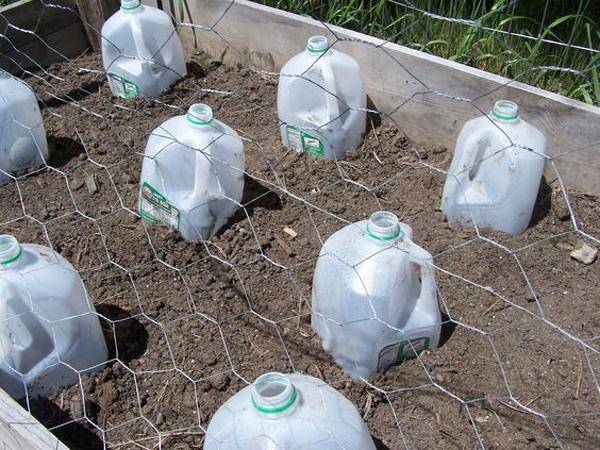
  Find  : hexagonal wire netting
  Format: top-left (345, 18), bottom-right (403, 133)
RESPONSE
top-left (0, 0), bottom-right (599, 448)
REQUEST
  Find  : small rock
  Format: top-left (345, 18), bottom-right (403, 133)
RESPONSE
top-left (570, 243), bottom-right (598, 265)
top-left (78, 153), bottom-right (87, 161)
top-left (239, 68), bottom-right (250, 77)
top-left (85, 174), bottom-right (99, 194)
top-left (155, 412), bottom-right (165, 426)
top-left (551, 189), bottom-right (571, 221)
top-left (70, 178), bottom-right (84, 191)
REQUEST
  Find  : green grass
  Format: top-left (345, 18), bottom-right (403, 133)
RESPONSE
top-left (254, 0), bottom-right (600, 106)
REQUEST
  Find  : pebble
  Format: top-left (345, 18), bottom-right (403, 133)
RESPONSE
top-left (570, 243), bottom-right (598, 265)
top-left (155, 412), bottom-right (165, 426)
top-left (78, 152), bottom-right (87, 161)
top-left (552, 189), bottom-right (571, 221)
top-left (85, 174), bottom-right (99, 194)
top-left (70, 178), bottom-right (84, 190)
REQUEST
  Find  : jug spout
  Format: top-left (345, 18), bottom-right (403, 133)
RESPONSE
top-left (0, 235), bottom-right (22, 269)
top-left (491, 100), bottom-right (519, 122)
top-left (120, 0), bottom-right (141, 11)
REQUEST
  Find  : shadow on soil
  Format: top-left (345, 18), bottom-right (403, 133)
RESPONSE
top-left (439, 312), bottom-right (457, 348)
top-left (96, 304), bottom-right (149, 362)
top-left (47, 136), bottom-right (85, 168)
top-left (224, 175), bottom-right (282, 230)
top-left (528, 175), bottom-right (551, 228)
top-left (29, 396), bottom-right (104, 450)
top-left (373, 436), bottom-right (391, 449)
top-left (39, 81), bottom-right (102, 110)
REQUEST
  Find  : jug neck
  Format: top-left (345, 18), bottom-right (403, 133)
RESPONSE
top-left (0, 235), bottom-right (22, 270)
top-left (186, 103), bottom-right (214, 127)
top-left (306, 35), bottom-right (330, 55)
top-left (491, 100), bottom-right (519, 123)
top-left (121, 0), bottom-right (141, 12)
top-left (251, 372), bottom-right (298, 418)
top-left (365, 211), bottom-right (402, 244)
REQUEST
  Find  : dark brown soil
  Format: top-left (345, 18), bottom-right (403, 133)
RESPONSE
top-left (2, 52), bottom-right (598, 449)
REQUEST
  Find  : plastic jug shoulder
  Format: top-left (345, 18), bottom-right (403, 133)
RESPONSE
top-left (204, 372), bottom-right (376, 449)
top-left (441, 100), bottom-right (546, 235)
top-left (101, 0), bottom-right (187, 99)
top-left (0, 72), bottom-right (48, 184)
top-left (139, 103), bottom-right (245, 241)
top-left (311, 212), bottom-right (441, 380)
top-left (277, 35), bottom-right (366, 159)
top-left (0, 235), bottom-right (107, 399)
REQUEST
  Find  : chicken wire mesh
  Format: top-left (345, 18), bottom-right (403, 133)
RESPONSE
top-left (0, 0), bottom-right (599, 449)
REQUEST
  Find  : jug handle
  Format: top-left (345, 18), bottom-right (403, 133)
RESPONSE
top-left (453, 127), bottom-right (497, 206)
top-left (0, 279), bottom-right (55, 379)
top-left (401, 238), bottom-right (439, 326)
top-left (320, 59), bottom-right (343, 130)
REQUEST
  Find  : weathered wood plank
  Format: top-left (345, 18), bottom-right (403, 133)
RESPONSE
top-left (0, 388), bottom-right (68, 450)
top-left (0, 0), bottom-right (89, 74)
top-left (74, 0), bottom-right (119, 51)
top-left (0, 21), bottom-right (89, 74)
top-left (152, 0), bottom-right (600, 194)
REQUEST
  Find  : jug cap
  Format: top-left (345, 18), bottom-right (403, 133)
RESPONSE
top-left (366, 211), bottom-right (402, 241)
top-left (0, 235), bottom-right (22, 266)
top-left (306, 35), bottom-right (330, 54)
top-left (491, 100), bottom-right (519, 122)
top-left (121, 0), bottom-right (141, 11)
top-left (186, 103), bottom-right (214, 126)
top-left (251, 372), bottom-right (298, 414)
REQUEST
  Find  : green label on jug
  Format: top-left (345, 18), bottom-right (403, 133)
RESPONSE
top-left (108, 73), bottom-right (140, 99)
top-left (140, 182), bottom-right (180, 228)
top-left (377, 337), bottom-right (430, 372)
top-left (286, 125), bottom-right (324, 157)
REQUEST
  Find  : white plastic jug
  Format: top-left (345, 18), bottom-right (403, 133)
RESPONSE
top-left (0, 235), bottom-right (107, 399)
top-left (277, 35), bottom-right (366, 159)
top-left (441, 100), bottom-right (546, 235)
top-left (0, 71), bottom-right (48, 184)
top-left (204, 372), bottom-right (376, 450)
top-left (101, 0), bottom-right (186, 99)
top-left (139, 103), bottom-right (245, 241)
top-left (312, 212), bottom-right (441, 380)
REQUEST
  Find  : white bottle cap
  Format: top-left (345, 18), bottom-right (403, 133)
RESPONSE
top-left (186, 103), bottom-right (214, 126)
top-left (306, 35), bottom-right (330, 54)
top-left (366, 211), bottom-right (401, 241)
top-left (251, 372), bottom-right (298, 415)
top-left (0, 235), bottom-right (22, 266)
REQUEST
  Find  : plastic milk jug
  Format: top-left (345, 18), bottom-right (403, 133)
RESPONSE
top-left (277, 35), bottom-right (366, 159)
top-left (204, 372), bottom-right (376, 450)
top-left (312, 212), bottom-right (441, 380)
top-left (441, 100), bottom-right (546, 235)
top-left (0, 235), bottom-right (107, 399)
top-left (0, 72), bottom-right (48, 184)
top-left (139, 103), bottom-right (245, 241)
top-left (101, 0), bottom-right (186, 99)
